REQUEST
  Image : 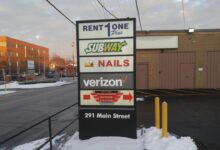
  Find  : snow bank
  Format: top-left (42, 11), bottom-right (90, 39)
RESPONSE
top-left (0, 81), bottom-right (72, 90)
top-left (136, 97), bottom-right (145, 101)
top-left (11, 127), bottom-right (197, 150)
top-left (13, 138), bottom-right (47, 150)
top-left (0, 90), bottom-right (16, 95)
top-left (62, 127), bottom-right (197, 150)
top-left (62, 132), bottom-right (142, 150)
top-left (13, 135), bottom-right (65, 150)
top-left (144, 127), bottom-right (197, 150)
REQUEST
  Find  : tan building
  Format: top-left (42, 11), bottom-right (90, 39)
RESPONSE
top-left (136, 29), bottom-right (220, 89)
top-left (0, 36), bottom-right (49, 78)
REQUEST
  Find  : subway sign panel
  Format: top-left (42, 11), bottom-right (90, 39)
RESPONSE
top-left (77, 18), bottom-right (136, 139)
top-left (79, 39), bottom-right (134, 56)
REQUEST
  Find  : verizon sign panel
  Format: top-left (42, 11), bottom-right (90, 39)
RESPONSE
top-left (80, 73), bottom-right (134, 90)
top-left (77, 18), bottom-right (136, 139)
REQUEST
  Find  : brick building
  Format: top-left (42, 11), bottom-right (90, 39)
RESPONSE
top-left (0, 36), bottom-right (49, 77)
top-left (136, 29), bottom-right (220, 89)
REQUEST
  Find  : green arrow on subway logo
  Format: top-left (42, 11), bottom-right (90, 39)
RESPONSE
top-left (84, 41), bottom-right (127, 54)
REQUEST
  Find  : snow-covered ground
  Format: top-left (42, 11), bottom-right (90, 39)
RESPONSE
top-left (12, 127), bottom-right (197, 150)
top-left (13, 138), bottom-right (48, 150)
top-left (0, 80), bottom-right (73, 95)
top-left (136, 97), bottom-right (145, 101)
top-left (0, 81), bottom-right (72, 90)
top-left (13, 135), bottom-right (65, 150)
top-left (0, 90), bottom-right (16, 95)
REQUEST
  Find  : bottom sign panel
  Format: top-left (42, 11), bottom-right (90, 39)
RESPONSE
top-left (79, 109), bottom-right (136, 139)
top-left (80, 90), bottom-right (134, 106)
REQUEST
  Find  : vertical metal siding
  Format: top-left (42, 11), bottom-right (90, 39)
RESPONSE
top-left (178, 53), bottom-right (195, 88)
top-left (159, 53), bottom-right (178, 89)
top-left (136, 63), bottom-right (148, 89)
top-left (177, 53), bottom-right (195, 63)
top-left (207, 52), bottom-right (220, 88)
top-left (180, 63), bottom-right (194, 88)
top-left (159, 52), bottom-right (195, 89)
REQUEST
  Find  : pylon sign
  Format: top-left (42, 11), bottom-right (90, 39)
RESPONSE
top-left (77, 18), bottom-right (136, 139)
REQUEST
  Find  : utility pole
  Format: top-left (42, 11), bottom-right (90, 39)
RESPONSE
top-left (38, 49), bottom-right (41, 74)
top-left (72, 41), bottom-right (76, 76)
top-left (65, 57), bottom-right (67, 77)
top-left (72, 41), bottom-right (75, 63)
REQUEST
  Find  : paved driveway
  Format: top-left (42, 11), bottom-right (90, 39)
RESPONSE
top-left (136, 93), bottom-right (220, 150)
top-left (0, 83), bottom-right (78, 149)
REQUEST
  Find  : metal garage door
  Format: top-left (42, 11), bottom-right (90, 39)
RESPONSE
top-left (207, 52), bottom-right (220, 88)
top-left (159, 52), bottom-right (195, 89)
top-left (136, 63), bottom-right (148, 89)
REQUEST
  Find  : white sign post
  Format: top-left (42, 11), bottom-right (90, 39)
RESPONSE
top-left (27, 60), bottom-right (35, 74)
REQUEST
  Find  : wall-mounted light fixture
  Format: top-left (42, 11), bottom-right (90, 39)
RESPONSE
top-left (188, 28), bottom-right (195, 33)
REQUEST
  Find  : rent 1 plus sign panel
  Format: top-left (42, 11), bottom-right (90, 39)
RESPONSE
top-left (76, 18), bottom-right (136, 139)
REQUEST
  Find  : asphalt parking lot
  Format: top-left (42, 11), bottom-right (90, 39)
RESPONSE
top-left (136, 89), bottom-right (220, 150)
top-left (1, 84), bottom-right (219, 149)
top-left (136, 88), bottom-right (220, 97)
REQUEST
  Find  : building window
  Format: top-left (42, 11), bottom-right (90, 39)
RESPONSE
top-left (0, 42), bottom-right (7, 47)
top-left (7, 42), bottom-right (15, 47)
top-left (18, 45), bottom-right (23, 49)
top-left (0, 51), bottom-right (6, 57)
top-left (27, 46), bottom-right (31, 50)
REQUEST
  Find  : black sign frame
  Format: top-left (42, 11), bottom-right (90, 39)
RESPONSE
top-left (76, 18), bottom-right (136, 139)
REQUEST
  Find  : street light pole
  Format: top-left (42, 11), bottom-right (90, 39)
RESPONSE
top-left (8, 52), bottom-right (11, 76)
top-left (44, 55), bottom-right (45, 78)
